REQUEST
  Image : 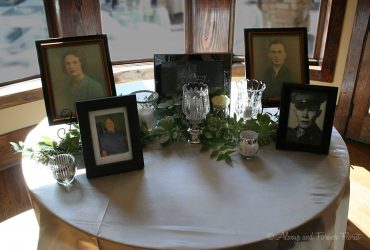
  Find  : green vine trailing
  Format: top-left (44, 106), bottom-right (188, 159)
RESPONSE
top-left (141, 96), bottom-right (278, 165)
top-left (11, 97), bottom-right (278, 166)
top-left (10, 124), bottom-right (81, 165)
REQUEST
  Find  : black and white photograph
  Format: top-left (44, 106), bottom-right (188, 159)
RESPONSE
top-left (276, 83), bottom-right (338, 154)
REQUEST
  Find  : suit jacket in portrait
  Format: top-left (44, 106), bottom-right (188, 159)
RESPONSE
top-left (262, 64), bottom-right (295, 98)
top-left (286, 123), bottom-right (322, 145)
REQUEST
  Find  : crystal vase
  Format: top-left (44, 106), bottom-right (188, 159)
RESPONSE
top-left (182, 82), bottom-right (210, 143)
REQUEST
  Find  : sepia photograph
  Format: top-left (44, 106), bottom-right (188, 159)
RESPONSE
top-left (36, 35), bottom-right (116, 125)
top-left (244, 28), bottom-right (309, 106)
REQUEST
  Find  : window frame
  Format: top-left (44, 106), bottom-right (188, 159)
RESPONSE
top-left (0, 0), bottom-right (348, 109)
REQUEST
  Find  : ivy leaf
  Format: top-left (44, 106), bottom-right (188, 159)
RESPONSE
top-left (200, 145), bottom-right (210, 152)
top-left (210, 150), bottom-right (219, 159)
top-left (10, 142), bottom-right (23, 152)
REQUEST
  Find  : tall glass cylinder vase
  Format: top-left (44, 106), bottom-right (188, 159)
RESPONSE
top-left (182, 82), bottom-right (210, 144)
top-left (235, 79), bottom-right (266, 120)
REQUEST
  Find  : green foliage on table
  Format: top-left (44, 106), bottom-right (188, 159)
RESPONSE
top-left (141, 96), bottom-right (190, 146)
top-left (141, 96), bottom-right (278, 165)
top-left (245, 113), bottom-right (279, 146)
top-left (10, 123), bottom-right (81, 165)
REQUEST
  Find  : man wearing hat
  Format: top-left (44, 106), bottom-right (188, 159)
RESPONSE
top-left (286, 91), bottom-right (326, 145)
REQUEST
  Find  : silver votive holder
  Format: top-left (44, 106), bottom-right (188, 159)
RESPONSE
top-left (239, 130), bottom-right (259, 159)
top-left (49, 154), bottom-right (76, 186)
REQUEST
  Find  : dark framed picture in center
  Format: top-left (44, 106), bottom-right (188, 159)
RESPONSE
top-left (36, 34), bottom-right (116, 125)
top-left (244, 28), bottom-right (309, 106)
top-left (76, 95), bottom-right (144, 178)
top-left (276, 83), bottom-right (338, 154)
top-left (154, 53), bottom-right (232, 98)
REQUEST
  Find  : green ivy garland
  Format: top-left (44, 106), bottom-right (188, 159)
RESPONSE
top-left (11, 97), bottom-right (278, 166)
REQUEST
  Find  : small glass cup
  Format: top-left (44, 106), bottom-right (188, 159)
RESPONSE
top-left (130, 90), bottom-right (159, 130)
top-left (49, 154), bottom-right (76, 186)
top-left (239, 130), bottom-right (259, 159)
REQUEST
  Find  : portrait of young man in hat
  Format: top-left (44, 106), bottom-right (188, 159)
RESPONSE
top-left (286, 91), bottom-right (327, 145)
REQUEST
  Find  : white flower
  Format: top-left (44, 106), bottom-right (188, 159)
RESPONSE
top-left (211, 95), bottom-right (230, 109)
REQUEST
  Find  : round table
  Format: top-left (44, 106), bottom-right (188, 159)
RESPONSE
top-left (23, 119), bottom-right (350, 250)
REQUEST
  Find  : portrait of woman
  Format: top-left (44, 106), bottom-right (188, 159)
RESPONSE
top-left (62, 50), bottom-right (106, 103)
top-left (37, 36), bottom-right (115, 123)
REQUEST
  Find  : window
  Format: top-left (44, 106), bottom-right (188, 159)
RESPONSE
top-left (0, 0), bottom-right (48, 86)
top-left (0, 0), bottom-right (347, 88)
top-left (233, 0), bottom-right (321, 58)
top-left (100, 0), bottom-right (185, 62)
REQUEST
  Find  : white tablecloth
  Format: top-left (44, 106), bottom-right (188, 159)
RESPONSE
top-left (23, 119), bottom-right (350, 250)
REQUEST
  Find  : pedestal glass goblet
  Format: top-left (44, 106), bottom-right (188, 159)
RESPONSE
top-left (182, 82), bottom-right (210, 144)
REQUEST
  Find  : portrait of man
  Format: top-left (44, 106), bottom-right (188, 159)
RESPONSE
top-left (286, 91), bottom-right (327, 145)
top-left (261, 40), bottom-right (296, 98)
top-left (246, 29), bottom-right (308, 103)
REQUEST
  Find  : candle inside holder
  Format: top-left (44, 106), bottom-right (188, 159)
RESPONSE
top-left (138, 107), bottom-right (156, 130)
top-left (239, 130), bottom-right (259, 159)
top-left (244, 106), bottom-right (253, 119)
top-left (130, 90), bottom-right (159, 131)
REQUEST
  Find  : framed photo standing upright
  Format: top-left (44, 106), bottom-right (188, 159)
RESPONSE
top-left (154, 53), bottom-right (232, 98)
top-left (276, 83), bottom-right (338, 154)
top-left (36, 34), bottom-right (116, 125)
top-left (244, 28), bottom-right (309, 106)
top-left (76, 95), bottom-right (144, 178)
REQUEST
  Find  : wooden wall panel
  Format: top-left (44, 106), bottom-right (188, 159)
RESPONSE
top-left (334, 0), bottom-right (370, 134)
top-left (185, 0), bottom-right (235, 53)
top-left (44, 0), bottom-right (102, 37)
top-left (0, 126), bottom-right (35, 171)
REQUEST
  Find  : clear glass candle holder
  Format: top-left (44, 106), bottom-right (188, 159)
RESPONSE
top-left (239, 130), bottom-right (259, 159)
top-left (131, 90), bottom-right (159, 130)
top-left (235, 79), bottom-right (266, 120)
top-left (49, 154), bottom-right (76, 186)
top-left (182, 82), bottom-right (210, 144)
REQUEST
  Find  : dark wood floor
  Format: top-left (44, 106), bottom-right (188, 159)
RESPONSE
top-left (0, 139), bottom-right (369, 249)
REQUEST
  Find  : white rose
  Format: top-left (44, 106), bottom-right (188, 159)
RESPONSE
top-left (211, 95), bottom-right (230, 109)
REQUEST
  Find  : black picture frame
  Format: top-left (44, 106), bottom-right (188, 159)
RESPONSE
top-left (36, 34), bottom-right (116, 125)
top-left (154, 53), bottom-right (232, 98)
top-left (276, 83), bottom-right (338, 154)
top-left (244, 28), bottom-right (309, 107)
top-left (76, 95), bottom-right (144, 178)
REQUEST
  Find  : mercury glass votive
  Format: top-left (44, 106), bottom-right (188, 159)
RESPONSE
top-left (49, 154), bottom-right (76, 185)
top-left (239, 130), bottom-right (259, 159)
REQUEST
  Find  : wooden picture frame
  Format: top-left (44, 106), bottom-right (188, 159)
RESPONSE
top-left (154, 53), bottom-right (232, 98)
top-left (244, 28), bottom-right (309, 106)
top-left (36, 34), bottom-right (116, 125)
top-left (76, 95), bottom-right (144, 178)
top-left (276, 83), bottom-right (338, 154)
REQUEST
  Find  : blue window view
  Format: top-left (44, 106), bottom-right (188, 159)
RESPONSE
top-left (234, 0), bottom-right (321, 58)
top-left (0, 0), bottom-right (48, 84)
top-left (100, 0), bottom-right (185, 61)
